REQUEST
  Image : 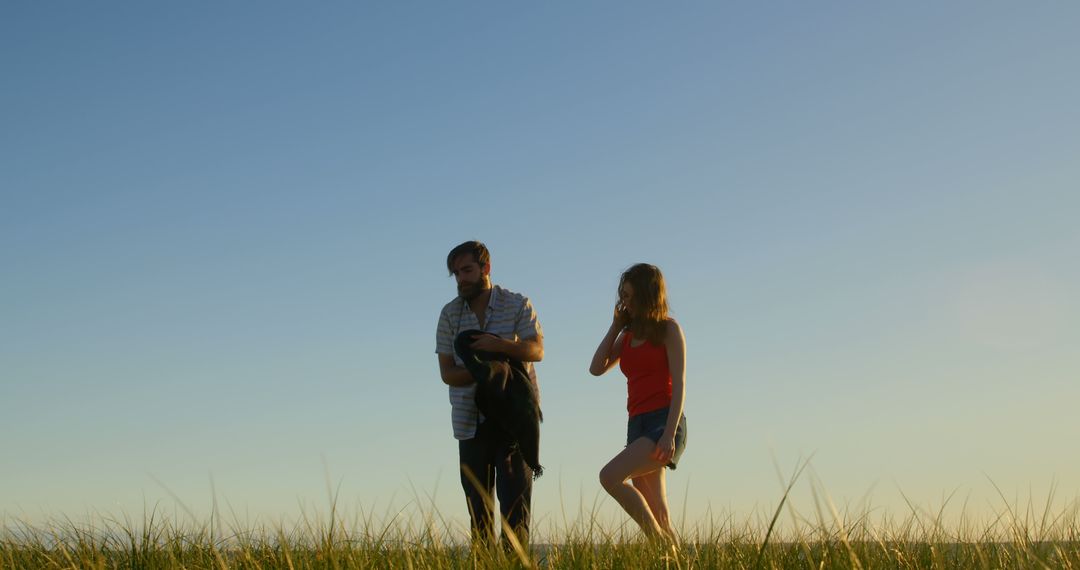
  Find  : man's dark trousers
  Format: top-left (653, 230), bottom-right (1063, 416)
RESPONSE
top-left (459, 418), bottom-right (532, 548)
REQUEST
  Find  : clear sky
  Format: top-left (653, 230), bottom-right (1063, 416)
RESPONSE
top-left (3, 2), bottom-right (1078, 537)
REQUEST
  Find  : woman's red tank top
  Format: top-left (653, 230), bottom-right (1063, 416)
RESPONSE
top-left (618, 330), bottom-right (672, 416)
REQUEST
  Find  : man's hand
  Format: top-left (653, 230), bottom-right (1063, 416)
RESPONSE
top-left (438, 353), bottom-right (476, 387)
top-left (470, 333), bottom-right (506, 353)
top-left (467, 333), bottom-right (543, 362)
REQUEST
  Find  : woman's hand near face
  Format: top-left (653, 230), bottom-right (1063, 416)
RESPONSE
top-left (592, 304), bottom-right (627, 376)
top-left (612, 302), bottom-right (630, 329)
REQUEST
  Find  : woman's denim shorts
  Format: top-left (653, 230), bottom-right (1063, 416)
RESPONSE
top-left (627, 407), bottom-right (688, 469)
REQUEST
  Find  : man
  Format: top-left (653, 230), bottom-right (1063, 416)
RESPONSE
top-left (435, 240), bottom-right (544, 548)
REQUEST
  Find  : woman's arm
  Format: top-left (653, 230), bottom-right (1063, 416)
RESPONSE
top-left (654, 319), bottom-right (686, 462)
top-left (590, 307), bottom-right (627, 376)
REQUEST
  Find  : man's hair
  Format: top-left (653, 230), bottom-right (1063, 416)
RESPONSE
top-left (446, 240), bottom-right (491, 274)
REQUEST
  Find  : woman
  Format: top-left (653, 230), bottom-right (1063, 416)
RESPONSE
top-left (590, 263), bottom-right (688, 542)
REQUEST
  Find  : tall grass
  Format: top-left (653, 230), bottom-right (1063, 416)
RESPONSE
top-left (4, 477), bottom-right (1079, 569)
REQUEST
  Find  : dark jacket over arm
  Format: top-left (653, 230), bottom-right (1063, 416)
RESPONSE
top-left (454, 329), bottom-right (543, 478)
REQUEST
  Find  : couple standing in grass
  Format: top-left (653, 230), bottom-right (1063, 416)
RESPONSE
top-left (435, 241), bottom-right (688, 548)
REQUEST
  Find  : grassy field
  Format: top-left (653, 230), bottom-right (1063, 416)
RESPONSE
top-left (3, 513), bottom-right (1079, 568)
top-left (4, 496), bottom-right (1079, 569)
top-left (4, 469), bottom-right (1079, 568)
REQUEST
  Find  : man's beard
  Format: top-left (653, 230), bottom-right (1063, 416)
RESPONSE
top-left (458, 279), bottom-right (488, 301)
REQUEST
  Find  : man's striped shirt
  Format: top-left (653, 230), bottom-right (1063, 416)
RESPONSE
top-left (436, 285), bottom-right (542, 440)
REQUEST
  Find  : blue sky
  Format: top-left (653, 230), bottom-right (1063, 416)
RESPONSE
top-left (3, 2), bottom-right (1078, 535)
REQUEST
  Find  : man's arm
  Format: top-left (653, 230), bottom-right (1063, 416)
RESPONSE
top-left (489, 295), bottom-right (545, 362)
top-left (436, 306), bottom-right (474, 387)
top-left (438, 353), bottom-right (476, 387)
top-left (468, 333), bottom-right (544, 362)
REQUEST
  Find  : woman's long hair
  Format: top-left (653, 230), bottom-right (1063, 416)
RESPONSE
top-left (620, 263), bottom-right (670, 345)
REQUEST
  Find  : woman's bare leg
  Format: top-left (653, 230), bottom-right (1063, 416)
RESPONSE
top-left (599, 437), bottom-right (668, 538)
top-left (632, 468), bottom-right (678, 543)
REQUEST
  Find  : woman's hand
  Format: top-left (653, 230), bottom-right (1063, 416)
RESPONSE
top-left (612, 302), bottom-right (630, 329)
top-left (652, 432), bottom-right (675, 464)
